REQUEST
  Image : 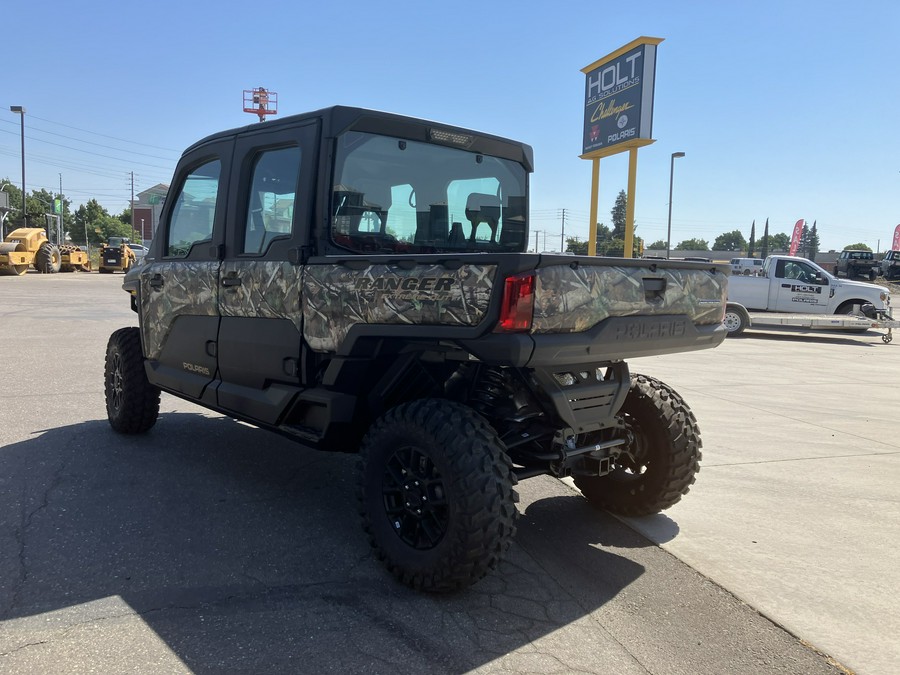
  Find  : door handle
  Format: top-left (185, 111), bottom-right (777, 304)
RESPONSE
top-left (222, 276), bottom-right (242, 287)
top-left (149, 275), bottom-right (164, 289)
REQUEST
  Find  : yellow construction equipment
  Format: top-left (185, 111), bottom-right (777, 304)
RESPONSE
top-left (0, 227), bottom-right (90, 276)
top-left (98, 237), bottom-right (137, 274)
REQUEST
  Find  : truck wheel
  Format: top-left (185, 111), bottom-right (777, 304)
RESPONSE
top-left (36, 243), bottom-right (62, 273)
top-left (105, 327), bottom-right (160, 434)
top-left (358, 399), bottom-right (518, 592)
top-left (722, 303), bottom-right (750, 337)
top-left (574, 375), bottom-right (701, 517)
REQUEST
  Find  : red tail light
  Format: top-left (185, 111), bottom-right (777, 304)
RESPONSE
top-left (495, 272), bottom-right (535, 333)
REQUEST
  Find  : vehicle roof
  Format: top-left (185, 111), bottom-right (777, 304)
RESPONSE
top-left (182, 105), bottom-right (534, 171)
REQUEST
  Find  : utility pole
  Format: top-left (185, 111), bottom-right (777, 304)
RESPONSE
top-left (10, 106), bottom-right (26, 226)
top-left (559, 208), bottom-right (567, 252)
top-left (130, 171), bottom-right (135, 243)
top-left (533, 229), bottom-right (543, 252)
top-left (59, 173), bottom-right (64, 245)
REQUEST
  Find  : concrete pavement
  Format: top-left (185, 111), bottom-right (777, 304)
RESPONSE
top-left (2, 271), bottom-right (891, 673)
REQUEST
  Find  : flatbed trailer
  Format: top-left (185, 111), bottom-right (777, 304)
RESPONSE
top-left (724, 302), bottom-right (898, 343)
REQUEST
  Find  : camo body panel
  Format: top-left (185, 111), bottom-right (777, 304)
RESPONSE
top-left (532, 264), bottom-right (727, 333)
top-left (219, 261), bottom-right (303, 333)
top-left (140, 262), bottom-right (219, 360)
top-left (303, 263), bottom-right (497, 352)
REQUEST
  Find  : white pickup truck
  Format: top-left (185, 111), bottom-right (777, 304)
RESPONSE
top-left (724, 255), bottom-right (894, 338)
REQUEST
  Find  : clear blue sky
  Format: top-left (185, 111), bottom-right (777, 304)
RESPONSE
top-left (3, 0), bottom-right (899, 252)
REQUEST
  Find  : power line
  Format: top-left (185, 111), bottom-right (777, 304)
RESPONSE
top-left (8, 111), bottom-right (182, 153)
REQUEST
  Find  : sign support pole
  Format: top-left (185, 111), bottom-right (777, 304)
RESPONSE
top-left (588, 158), bottom-right (600, 256)
top-left (624, 147), bottom-right (639, 258)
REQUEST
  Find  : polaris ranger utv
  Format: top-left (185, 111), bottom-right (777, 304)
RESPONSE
top-left (104, 106), bottom-right (728, 592)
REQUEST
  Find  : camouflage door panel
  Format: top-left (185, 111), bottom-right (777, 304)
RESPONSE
top-left (140, 262), bottom-right (220, 360)
top-left (303, 263), bottom-right (498, 352)
top-left (219, 261), bottom-right (303, 331)
top-left (532, 264), bottom-right (727, 333)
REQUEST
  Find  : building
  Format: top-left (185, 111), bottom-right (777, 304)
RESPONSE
top-left (132, 183), bottom-right (169, 245)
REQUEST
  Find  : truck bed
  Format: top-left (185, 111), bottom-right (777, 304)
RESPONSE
top-left (303, 254), bottom-right (729, 361)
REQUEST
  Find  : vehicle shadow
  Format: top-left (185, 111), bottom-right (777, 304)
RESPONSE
top-left (0, 414), bottom-right (649, 673)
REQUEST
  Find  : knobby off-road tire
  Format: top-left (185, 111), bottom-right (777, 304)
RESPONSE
top-left (105, 327), bottom-right (160, 434)
top-left (36, 243), bottom-right (61, 274)
top-left (722, 303), bottom-right (750, 337)
top-left (574, 374), bottom-right (701, 516)
top-left (358, 399), bottom-right (518, 593)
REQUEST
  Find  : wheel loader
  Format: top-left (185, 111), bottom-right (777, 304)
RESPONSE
top-left (98, 237), bottom-right (137, 274)
top-left (0, 227), bottom-right (90, 276)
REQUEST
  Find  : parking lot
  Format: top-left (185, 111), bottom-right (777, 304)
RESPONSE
top-left (1, 271), bottom-right (897, 674)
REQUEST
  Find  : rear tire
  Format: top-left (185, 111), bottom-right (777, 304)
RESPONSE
top-left (36, 243), bottom-right (61, 273)
top-left (574, 375), bottom-right (701, 516)
top-left (358, 399), bottom-right (517, 592)
top-left (105, 327), bottom-right (160, 434)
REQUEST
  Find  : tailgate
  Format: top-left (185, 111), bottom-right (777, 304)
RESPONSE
top-left (532, 258), bottom-right (727, 332)
top-left (521, 257), bottom-right (728, 365)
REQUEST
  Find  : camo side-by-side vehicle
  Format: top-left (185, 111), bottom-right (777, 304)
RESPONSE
top-left (104, 106), bottom-right (728, 591)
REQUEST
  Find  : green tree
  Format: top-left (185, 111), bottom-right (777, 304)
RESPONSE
top-left (119, 206), bottom-right (132, 226)
top-left (73, 199), bottom-right (133, 245)
top-left (595, 222), bottom-right (612, 242)
top-left (713, 230), bottom-right (747, 252)
top-left (760, 232), bottom-right (790, 251)
top-left (805, 222), bottom-right (820, 261)
top-left (610, 190), bottom-right (627, 239)
top-left (747, 221), bottom-right (756, 257)
top-left (675, 238), bottom-right (709, 251)
top-left (566, 237), bottom-right (588, 254)
top-left (648, 239), bottom-right (667, 249)
top-left (843, 242), bottom-right (872, 251)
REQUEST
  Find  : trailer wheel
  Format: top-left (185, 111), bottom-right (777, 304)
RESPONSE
top-left (105, 327), bottom-right (160, 434)
top-left (358, 399), bottom-right (517, 592)
top-left (36, 243), bottom-right (61, 274)
top-left (722, 303), bottom-right (750, 337)
top-left (574, 375), bottom-right (701, 516)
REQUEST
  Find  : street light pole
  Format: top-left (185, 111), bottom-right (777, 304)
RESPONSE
top-left (666, 151), bottom-right (685, 259)
top-left (10, 106), bottom-right (26, 226)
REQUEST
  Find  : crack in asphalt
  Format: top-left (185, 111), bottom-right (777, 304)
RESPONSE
top-left (3, 448), bottom-right (72, 621)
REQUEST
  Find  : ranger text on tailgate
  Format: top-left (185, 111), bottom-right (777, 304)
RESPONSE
top-left (104, 106), bottom-right (728, 591)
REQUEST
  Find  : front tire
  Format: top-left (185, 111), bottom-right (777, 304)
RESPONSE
top-left (574, 375), bottom-right (701, 516)
top-left (105, 327), bottom-right (160, 433)
top-left (358, 399), bottom-right (517, 592)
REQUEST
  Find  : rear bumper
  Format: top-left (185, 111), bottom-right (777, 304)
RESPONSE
top-left (526, 314), bottom-right (726, 367)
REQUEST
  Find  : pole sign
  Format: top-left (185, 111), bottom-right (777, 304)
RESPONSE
top-left (581, 37), bottom-right (662, 157)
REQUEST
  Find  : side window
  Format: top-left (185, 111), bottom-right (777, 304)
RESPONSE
top-left (167, 160), bottom-right (221, 258)
top-left (243, 146), bottom-right (301, 254)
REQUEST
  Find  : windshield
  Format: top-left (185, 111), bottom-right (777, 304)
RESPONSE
top-left (330, 131), bottom-right (528, 254)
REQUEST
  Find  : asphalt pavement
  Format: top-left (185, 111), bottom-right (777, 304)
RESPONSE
top-left (2, 270), bottom-right (896, 674)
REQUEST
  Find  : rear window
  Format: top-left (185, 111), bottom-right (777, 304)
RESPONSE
top-left (330, 131), bottom-right (528, 254)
